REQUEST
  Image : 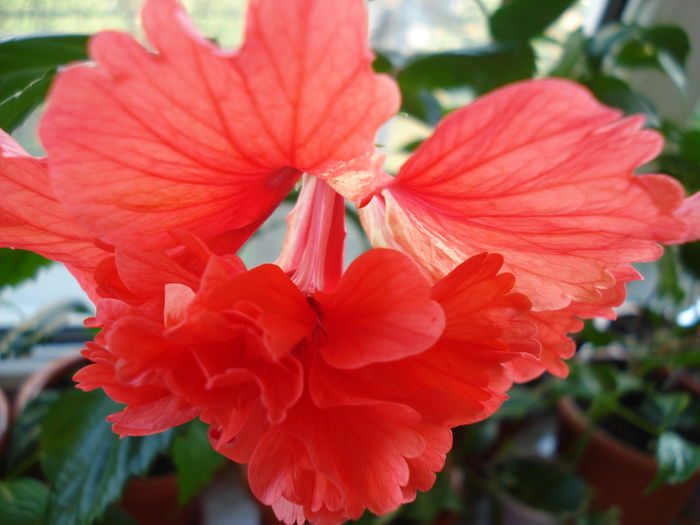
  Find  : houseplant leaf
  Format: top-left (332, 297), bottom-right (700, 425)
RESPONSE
top-left (0, 478), bottom-right (49, 525)
top-left (172, 419), bottom-right (226, 504)
top-left (41, 389), bottom-right (174, 525)
top-left (490, 0), bottom-right (578, 46)
top-left (650, 431), bottom-right (700, 490)
top-left (0, 35), bottom-right (89, 131)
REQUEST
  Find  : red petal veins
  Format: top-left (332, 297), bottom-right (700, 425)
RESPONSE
top-left (313, 249), bottom-right (445, 369)
top-left (367, 79), bottom-right (687, 311)
top-left (0, 131), bottom-right (107, 299)
top-left (40, 0), bottom-right (398, 250)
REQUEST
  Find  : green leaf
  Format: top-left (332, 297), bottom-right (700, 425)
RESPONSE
top-left (0, 68), bottom-right (55, 132)
top-left (644, 392), bottom-right (690, 429)
top-left (615, 25), bottom-right (690, 92)
top-left (657, 247), bottom-right (684, 304)
top-left (0, 478), bottom-right (49, 525)
top-left (645, 25), bottom-right (690, 67)
top-left (0, 35), bottom-right (89, 131)
top-left (41, 389), bottom-right (174, 525)
top-left (650, 431), bottom-right (700, 490)
top-left (3, 390), bottom-right (60, 478)
top-left (0, 248), bottom-right (53, 288)
top-left (549, 28), bottom-right (587, 78)
top-left (0, 35), bottom-right (89, 100)
top-left (397, 46), bottom-right (535, 123)
top-left (372, 52), bottom-right (394, 75)
top-left (489, 0), bottom-right (578, 46)
top-left (586, 23), bottom-right (636, 72)
top-left (658, 127), bottom-right (700, 195)
top-left (680, 242), bottom-right (700, 281)
top-left (172, 420), bottom-right (226, 504)
top-left (497, 457), bottom-right (588, 514)
top-left (584, 75), bottom-right (658, 126)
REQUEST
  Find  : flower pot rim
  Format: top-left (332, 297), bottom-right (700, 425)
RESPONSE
top-left (557, 396), bottom-right (658, 470)
top-left (12, 351), bottom-right (85, 418)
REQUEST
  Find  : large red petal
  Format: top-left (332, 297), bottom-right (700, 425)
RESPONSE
top-left (41, 0), bottom-right (398, 250)
top-left (248, 397), bottom-right (450, 523)
top-left (0, 131), bottom-right (107, 299)
top-left (313, 249), bottom-right (445, 369)
top-left (365, 79), bottom-right (686, 311)
top-left (311, 253), bottom-right (537, 427)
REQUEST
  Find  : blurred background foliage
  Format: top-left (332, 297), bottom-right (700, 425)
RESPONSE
top-left (1, 0), bottom-right (700, 524)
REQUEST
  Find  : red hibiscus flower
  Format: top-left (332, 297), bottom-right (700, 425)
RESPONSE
top-left (37, 0), bottom-right (695, 381)
top-left (75, 248), bottom-right (537, 524)
top-left (0, 0), bottom-right (698, 523)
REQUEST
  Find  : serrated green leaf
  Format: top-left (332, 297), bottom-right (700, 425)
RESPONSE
top-left (489, 0), bottom-right (578, 46)
top-left (645, 392), bottom-right (690, 429)
top-left (41, 389), bottom-right (174, 525)
top-left (650, 431), bottom-right (700, 490)
top-left (172, 420), bottom-right (226, 504)
top-left (0, 478), bottom-right (49, 525)
top-left (3, 390), bottom-right (60, 478)
top-left (0, 248), bottom-right (53, 288)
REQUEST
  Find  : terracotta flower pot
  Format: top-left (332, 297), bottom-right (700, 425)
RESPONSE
top-left (557, 397), bottom-right (700, 525)
top-left (120, 474), bottom-right (201, 525)
top-left (12, 351), bottom-right (85, 417)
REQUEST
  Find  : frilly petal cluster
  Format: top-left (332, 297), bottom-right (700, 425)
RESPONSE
top-left (0, 0), bottom-right (699, 523)
top-left (77, 244), bottom-right (536, 523)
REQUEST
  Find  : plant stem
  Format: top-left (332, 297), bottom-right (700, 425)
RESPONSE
top-left (610, 400), bottom-right (660, 437)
